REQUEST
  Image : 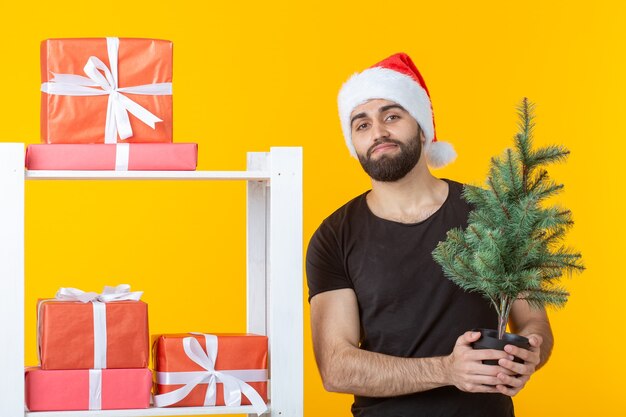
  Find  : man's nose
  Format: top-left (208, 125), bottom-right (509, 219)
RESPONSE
top-left (371, 121), bottom-right (390, 140)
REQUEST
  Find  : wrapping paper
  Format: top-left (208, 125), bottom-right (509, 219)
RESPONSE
top-left (26, 143), bottom-right (198, 170)
top-left (25, 367), bottom-right (152, 411)
top-left (153, 333), bottom-right (268, 408)
top-left (41, 38), bottom-right (173, 144)
top-left (38, 300), bottom-right (149, 370)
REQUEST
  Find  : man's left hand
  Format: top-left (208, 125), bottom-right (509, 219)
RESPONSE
top-left (495, 334), bottom-right (543, 396)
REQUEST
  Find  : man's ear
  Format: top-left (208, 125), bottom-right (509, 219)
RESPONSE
top-left (418, 124), bottom-right (426, 145)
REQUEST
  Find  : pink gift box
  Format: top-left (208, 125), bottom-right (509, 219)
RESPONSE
top-left (25, 143), bottom-right (198, 170)
top-left (25, 367), bottom-right (152, 411)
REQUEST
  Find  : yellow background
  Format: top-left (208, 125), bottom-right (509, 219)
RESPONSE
top-left (0, 1), bottom-right (623, 416)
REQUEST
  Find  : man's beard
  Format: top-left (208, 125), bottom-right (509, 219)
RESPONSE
top-left (357, 133), bottom-right (422, 182)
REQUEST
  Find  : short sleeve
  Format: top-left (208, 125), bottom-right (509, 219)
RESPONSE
top-left (306, 220), bottom-right (353, 302)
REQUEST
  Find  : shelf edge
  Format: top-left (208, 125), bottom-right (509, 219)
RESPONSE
top-left (24, 170), bottom-right (271, 181)
top-left (25, 403), bottom-right (269, 416)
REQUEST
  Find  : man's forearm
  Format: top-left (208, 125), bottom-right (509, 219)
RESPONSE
top-left (322, 345), bottom-right (449, 397)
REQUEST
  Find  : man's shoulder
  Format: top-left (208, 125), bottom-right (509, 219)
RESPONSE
top-left (319, 191), bottom-right (369, 229)
top-left (442, 177), bottom-right (466, 192)
top-left (442, 177), bottom-right (469, 199)
top-left (441, 177), bottom-right (476, 216)
top-left (308, 191), bottom-right (369, 249)
top-left (306, 191), bottom-right (368, 267)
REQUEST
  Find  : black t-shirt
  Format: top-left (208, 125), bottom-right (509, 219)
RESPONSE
top-left (306, 179), bottom-right (514, 417)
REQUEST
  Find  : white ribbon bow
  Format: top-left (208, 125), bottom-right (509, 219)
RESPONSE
top-left (55, 284), bottom-right (143, 303)
top-left (38, 284), bottom-right (143, 369)
top-left (154, 334), bottom-right (268, 416)
top-left (41, 37), bottom-right (172, 143)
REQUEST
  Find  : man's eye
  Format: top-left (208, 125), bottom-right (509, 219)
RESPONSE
top-left (387, 114), bottom-right (399, 121)
top-left (356, 123), bottom-right (369, 131)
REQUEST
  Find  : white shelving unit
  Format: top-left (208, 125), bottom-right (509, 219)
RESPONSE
top-left (0, 144), bottom-right (303, 417)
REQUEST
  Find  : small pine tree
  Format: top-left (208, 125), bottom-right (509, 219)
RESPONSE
top-left (432, 98), bottom-right (585, 340)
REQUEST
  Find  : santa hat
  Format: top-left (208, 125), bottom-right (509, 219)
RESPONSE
top-left (337, 53), bottom-right (456, 168)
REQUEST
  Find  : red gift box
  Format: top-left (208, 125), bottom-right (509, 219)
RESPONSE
top-left (153, 333), bottom-right (268, 414)
top-left (26, 143), bottom-right (198, 170)
top-left (25, 367), bottom-right (152, 411)
top-left (41, 37), bottom-right (173, 144)
top-left (38, 299), bottom-right (149, 370)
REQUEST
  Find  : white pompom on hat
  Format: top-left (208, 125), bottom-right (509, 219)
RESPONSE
top-left (337, 53), bottom-right (456, 169)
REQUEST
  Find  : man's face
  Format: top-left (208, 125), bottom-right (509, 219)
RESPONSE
top-left (350, 99), bottom-right (423, 182)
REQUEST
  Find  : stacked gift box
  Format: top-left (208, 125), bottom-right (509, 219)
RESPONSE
top-left (26, 286), bottom-right (269, 414)
top-left (26, 285), bottom-right (152, 411)
top-left (24, 37), bottom-right (269, 414)
top-left (26, 37), bottom-right (198, 171)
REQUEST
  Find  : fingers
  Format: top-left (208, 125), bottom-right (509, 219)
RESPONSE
top-left (454, 347), bottom-right (514, 376)
top-left (504, 344), bottom-right (529, 356)
top-left (501, 344), bottom-right (540, 374)
top-left (463, 383), bottom-right (501, 394)
top-left (456, 331), bottom-right (482, 347)
top-left (453, 375), bottom-right (505, 394)
top-left (503, 344), bottom-right (537, 362)
top-left (528, 334), bottom-right (543, 348)
top-left (496, 372), bottom-right (526, 388)
top-left (453, 358), bottom-right (513, 380)
top-left (498, 357), bottom-right (537, 377)
top-left (495, 373), bottom-right (529, 397)
top-left (499, 345), bottom-right (539, 376)
top-left (466, 348), bottom-right (513, 363)
top-left (472, 363), bottom-right (515, 378)
top-left (496, 383), bottom-right (522, 397)
top-left (454, 370), bottom-right (523, 394)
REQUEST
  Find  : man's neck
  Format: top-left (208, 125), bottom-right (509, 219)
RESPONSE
top-left (366, 159), bottom-right (449, 224)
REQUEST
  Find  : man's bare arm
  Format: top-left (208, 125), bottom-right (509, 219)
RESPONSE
top-left (310, 288), bottom-right (513, 397)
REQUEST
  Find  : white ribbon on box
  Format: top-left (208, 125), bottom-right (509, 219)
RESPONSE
top-left (37, 284), bottom-right (143, 369)
top-left (153, 333), bottom-right (268, 416)
top-left (89, 369), bottom-right (102, 410)
top-left (114, 143), bottom-right (130, 171)
top-left (41, 37), bottom-right (172, 144)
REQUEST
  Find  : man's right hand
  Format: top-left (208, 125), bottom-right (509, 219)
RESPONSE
top-left (444, 331), bottom-right (515, 393)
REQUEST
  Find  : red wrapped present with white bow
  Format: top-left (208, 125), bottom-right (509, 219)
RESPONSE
top-left (153, 333), bottom-right (268, 415)
top-left (40, 37), bottom-right (172, 144)
top-left (38, 285), bottom-right (149, 370)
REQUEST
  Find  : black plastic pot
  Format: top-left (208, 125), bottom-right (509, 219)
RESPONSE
top-left (471, 328), bottom-right (530, 365)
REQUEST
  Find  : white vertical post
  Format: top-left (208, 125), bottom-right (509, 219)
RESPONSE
top-left (247, 152), bottom-right (269, 336)
top-left (0, 143), bottom-right (25, 417)
top-left (268, 147), bottom-right (303, 417)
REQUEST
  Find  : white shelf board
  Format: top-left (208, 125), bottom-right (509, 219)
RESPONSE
top-left (25, 170), bottom-right (270, 181)
top-left (25, 404), bottom-right (268, 416)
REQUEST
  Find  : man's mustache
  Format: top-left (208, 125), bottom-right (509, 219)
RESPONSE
top-left (367, 138), bottom-right (403, 159)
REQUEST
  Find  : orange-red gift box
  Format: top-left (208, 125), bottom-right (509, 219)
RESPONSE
top-left (25, 367), bottom-right (152, 411)
top-left (153, 333), bottom-right (268, 407)
top-left (41, 38), bottom-right (173, 144)
top-left (26, 143), bottom-right (198, 170)
top-left (38, 300), bottom-right (149, 370)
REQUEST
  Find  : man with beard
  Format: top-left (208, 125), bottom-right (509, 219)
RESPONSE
top-left (306, 53), bottom-right (553, 417)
